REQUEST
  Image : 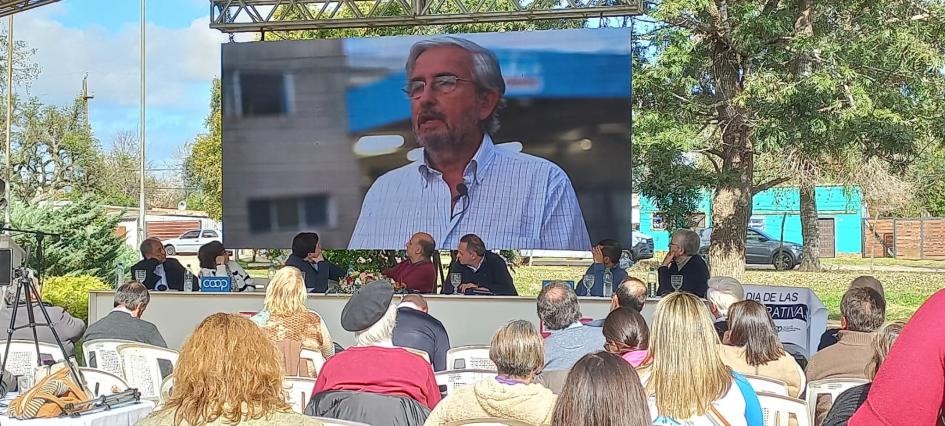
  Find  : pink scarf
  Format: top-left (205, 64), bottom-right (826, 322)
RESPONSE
top-left (622, 350), bottom-right (650, 367)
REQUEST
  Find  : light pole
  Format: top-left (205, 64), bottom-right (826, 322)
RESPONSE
top-left (138, 0), bottom-right (147, 245)
top-left (4, 15), bottom-right (13, 233)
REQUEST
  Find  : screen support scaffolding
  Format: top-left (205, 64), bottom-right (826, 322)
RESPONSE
top-left (0, 0), bottom-right (60, 18)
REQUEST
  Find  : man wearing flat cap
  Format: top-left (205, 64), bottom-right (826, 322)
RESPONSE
top-left (313, 280), bottom-right (442, 410)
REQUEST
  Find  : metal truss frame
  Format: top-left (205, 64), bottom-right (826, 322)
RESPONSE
top-left (210, 0), bottom-right (643, 33)
top-left (0, 0), bottom-right (60, 18)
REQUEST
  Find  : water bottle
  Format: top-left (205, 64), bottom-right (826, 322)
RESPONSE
top-left (602, 268), bottom-right (613, 297)
top-left (114, 262), bottom-right (124, 287)
top-left (647, 267), bottom-right (658, 297)
top-left (184, 265), bottom-right (193, 292)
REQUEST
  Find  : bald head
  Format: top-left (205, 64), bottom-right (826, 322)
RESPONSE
top-left (614, 277), bottom-right (647, 312)
top-left (407, 232), bottom-right (436, 262)
top-left (401, 294), bottom-right (428, 312)
top-left (850, 275), bottom-right (885, 300)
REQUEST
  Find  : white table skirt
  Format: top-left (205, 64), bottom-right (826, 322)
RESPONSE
top-left (0, 399), bottom-right (155, 425)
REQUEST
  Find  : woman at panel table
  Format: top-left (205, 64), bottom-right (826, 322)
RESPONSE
top-left (198, 241), bottom-right (255, 292)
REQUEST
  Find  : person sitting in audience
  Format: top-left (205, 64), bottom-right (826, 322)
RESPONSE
top-left (426, 320), bottom-right (556, 426)
top-left (850, 289), bottom-right (945, 426)
top-left (284, 232), bottom-right (346, 293)
top-left (392, 294), bottom-right (450, 371)
top-left (131, 238), bottom-right (196, 291)
top-left (602, 307), bottom-right (650, 367)
top-left (719, 300), bottom-right (802, 397)
top-left (84, 281), bottom-right (165, 347)
top-left (576, 239), bottom-right (628, 297)
top-left (807, 287), bottom-right (885, 423)
top-left (197, 241), bottom-right (254, 292)
top-left (646, 292), bottom-right (762, 425)
top-left (313, 280), bottom-right (440, 409)
top-left (251, 267), bottom-right (334, 376)
top-left (137, 313), bottom-right (324, 426)
top-left (552, 352), bottom-right (651, 426)
top-left (445, 234), bottom-right (516, 295)
top-left (537, 282), bottom-right (605, 371)
top-left (657, 229), bottom-right (710, 297)
top-left (819, 275), bottom-right (885, 350)
top-left (586, 276), bottom-right (647, 327)
top-left (822, 321), bottom-right (904, 426)
top-left (383, 232), bottom-right (438, 294)
top-left (706, 276), bottom-right (744, 341)
top-left (0, 276), bottom-right (85, 357)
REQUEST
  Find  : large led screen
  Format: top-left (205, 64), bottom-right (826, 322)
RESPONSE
top-left (222, 28), bottom-right (632, 250)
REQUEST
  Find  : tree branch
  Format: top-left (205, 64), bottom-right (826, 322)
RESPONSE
top-left (752, 176), bottom-right (792, 194)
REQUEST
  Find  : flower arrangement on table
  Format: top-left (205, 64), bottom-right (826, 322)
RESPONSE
top-left (333, 271), bottom-right (408, 294)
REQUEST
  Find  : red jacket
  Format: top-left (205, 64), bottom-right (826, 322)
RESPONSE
top-left (850, 289), bottom-right (945, 426)
top-left (313, 346), bottom-right (442, 409)
top-left (383, 260), bottom-right (436, 294)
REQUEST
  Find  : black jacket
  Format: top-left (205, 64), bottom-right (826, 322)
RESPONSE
top-left (657, 255), bottom-right (709, 298)
top-left (305, 390), bottom-right (430, 426)
top-left (444, 251), bottom-right (516, 296)
top-left (392, 307), bottom-right (450, 372)
top-left (130, 258), bottom-right (197, 291)
top-left (284, 254), bottom-right (346, 293)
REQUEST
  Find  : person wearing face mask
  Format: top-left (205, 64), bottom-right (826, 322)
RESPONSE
top-left (284, 232), bottom-right (347, 293)
top-left (656, 229), bottom-right (710, 298)
top-left (84, 281), bottom-right (166, 347)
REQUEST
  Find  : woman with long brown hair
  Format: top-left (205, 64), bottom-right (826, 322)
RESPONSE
top-left (719, 299), bottom-right (803, 397)
top-left (137, 313), bottom-right (324, 425)
top-left (602, 307), bottom-right (650, 367)
top-left (552, 351), bottom-right (651, 426)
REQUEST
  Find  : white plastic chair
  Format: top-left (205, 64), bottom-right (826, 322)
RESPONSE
top-left (117, 343), bottom-right (179, 401)
top-left (743, 374), bottom-right (789, 396)
top-left (806, 378), bottom-right (870, 424)
top-left (82, 339), bottom-right (138, 377)
top-left (0, 340), bottom-right (66, 377)
top-left (298, 348), bottom-right (326, 376)
top-left (793, 361), bottom-right (806, 398)
top-left (445, 418), bottom-right (533, 426)
top-left (757, 392), bottom-right (811, 426)
top-left (284, 376), bottom-right (317, 413)
top-left (79, 367), bottom-right (129, 397)
top-left (446, 345), bottom-right (495, 371)
top-left (435, 369), bottom-right (497, 395)
top-left (309, 418), bottom-right (372, 426)
top-left (159, 375), bottom-right (174, 406)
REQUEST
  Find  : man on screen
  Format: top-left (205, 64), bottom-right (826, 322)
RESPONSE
top-left (444, 234), bottom-right (516, 296)
top-left (349, 37), bottom-right (590, 251)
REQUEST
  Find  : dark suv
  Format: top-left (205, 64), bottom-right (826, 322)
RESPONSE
top-left (698, 227), bottom-right (803, 270)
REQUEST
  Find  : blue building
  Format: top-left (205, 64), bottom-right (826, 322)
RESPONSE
top-left (640, 185), bottom-right (863, 256)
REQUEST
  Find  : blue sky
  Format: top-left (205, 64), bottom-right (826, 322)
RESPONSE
top-left (8, 0), bottom-right (232, 172)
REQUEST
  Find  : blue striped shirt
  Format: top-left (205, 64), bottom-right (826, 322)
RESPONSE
top-left (349, 135), bottom-right (590, 250)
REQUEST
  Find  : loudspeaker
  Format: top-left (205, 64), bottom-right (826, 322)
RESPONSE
top-left (0, 236), bottom-right (25, 286)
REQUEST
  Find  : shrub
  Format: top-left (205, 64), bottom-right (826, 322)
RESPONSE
top-left (41, 275), bottom-right (110, 324)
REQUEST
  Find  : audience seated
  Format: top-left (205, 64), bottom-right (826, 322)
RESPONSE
top-left (197, 241), bottom-right (254, 292)
top-left (576, 239), bottom-right (628, 297)
top-left (137, 313), bottom-right (324, 426)
top-left (602, 307), bottom-right (650, 367)
top-left (646, 292), bottom-right (762, 426)
top-left (313, 280), bottom-right (440, 409)
top-left (657, 229), bottom-right (710, 297)
top-left (819, 275), bottom-right (885, 351)
top-left (84, 281), bottom-right (166, 347)
top-left (131, 238), bottom-right (196, 291)
top-left (718, 300), bottom-right (802, 397)
top-left (383, 233), bottom-right (438, 294)
top-left (552, 352), bottom-right (651, 426)
top-left (284, 232), bottom-right (346, 293)
top-left (391, 294), bottom-right (450, 371)
top-left (706, 276), bottom-right (744, 341)
top-left (822, 321), bottom-right (904, 426)
top-left (251, 267), bottom-right (334, 376)
top-left (0, 277), bottom-right (85, 357)
top-left (444, 234), bottom-right (517, 295)
top-left (587, 277), bottom-right (647, 328)
top-left (537, 282), bottom-right (606, 371)
top-left (426, 320), bottom-right (556, 426)
top-left (850, 288), bottom-right (945, 426)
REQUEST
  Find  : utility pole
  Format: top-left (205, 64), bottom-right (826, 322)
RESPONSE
top-left (4, 16), bottom-right (12, 234)
top-left (138, 0), bottom-right (147, 245)
top-left (81, 74), bottom-right (93, 131)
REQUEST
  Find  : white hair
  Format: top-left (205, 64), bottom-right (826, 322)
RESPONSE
top-left (355, 303), bottom-right (398, 346)
top-left (706, 276), bottom-right (745, 318)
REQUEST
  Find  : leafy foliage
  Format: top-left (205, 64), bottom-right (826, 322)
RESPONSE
top-left (184, 80), bottom-right (223, 220)
top-left (324, 249), bottom-right (400, 273)
top-left (41, 275), bottom-right (110, 323)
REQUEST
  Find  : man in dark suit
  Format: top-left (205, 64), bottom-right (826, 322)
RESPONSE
top-left (130, 238), bottom-right (197, 291)
top-left (392, 294), bottom-right (450, 371)
top-left (84, 281), bottom-right (166, 347)
top-left (444, 234), bottom-right (516, 296)
top-left (284, 232), bottom-right (346, 293)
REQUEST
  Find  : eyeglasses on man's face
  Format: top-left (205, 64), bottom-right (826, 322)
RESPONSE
top-left (403, 75), bottom-right (476, 99)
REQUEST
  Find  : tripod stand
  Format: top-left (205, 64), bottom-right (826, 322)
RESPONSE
top-left (0, 227), bottom-right (85, 394)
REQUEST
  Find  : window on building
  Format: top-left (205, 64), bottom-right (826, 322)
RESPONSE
top-left (248, 194), bottom-right (333, 233)
top-left (239, 73), bottom-right (293, 116)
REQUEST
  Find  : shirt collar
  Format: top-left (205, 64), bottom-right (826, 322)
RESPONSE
top-left (112, 306), bottom-right (136, 317)
top-left (469, 255), bottom-right (485, 272)
top-left (417, 134), bottom-right (496, 186)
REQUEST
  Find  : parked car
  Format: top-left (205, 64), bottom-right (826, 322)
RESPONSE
top-left (163, 229), bottom-right (222, 255)
top-left (698, 227), bottom-right (803, 270)
top-left (629, 230), bottom-right (655, 262)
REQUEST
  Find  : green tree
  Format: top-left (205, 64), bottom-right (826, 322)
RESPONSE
top-left (185, 80), bottom-right (223, 220)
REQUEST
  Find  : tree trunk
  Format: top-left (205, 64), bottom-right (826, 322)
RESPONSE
top-left (798, 180), bottom-right (821, 271)
top-left (708, 153), bottom-right (753, 280)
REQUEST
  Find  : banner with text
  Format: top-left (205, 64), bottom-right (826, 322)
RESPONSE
top-left (743, 284), bottom-right (828, 358)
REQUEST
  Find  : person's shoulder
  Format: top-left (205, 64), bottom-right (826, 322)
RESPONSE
top-left (368, 161), bottom-right (422, 188)
top-left (265, 410), bottom-right (327, 425)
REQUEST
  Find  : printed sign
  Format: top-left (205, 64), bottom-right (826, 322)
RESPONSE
top-left (200, 276), bottom-right (232, 293)
top-left (743, 284), bottom-right (828, 358)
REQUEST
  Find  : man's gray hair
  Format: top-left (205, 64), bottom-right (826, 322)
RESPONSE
top-left (114, 281), bottom-right (150, 310)
top-left (139, 238), bottom-right (161, 257)
top-left (537, 282), bottom-right (581, 331)
top-left (706, 276), bottom-right (744, 317)
top-left (355, 302), bottom-right (398, 346)
top-left (406, 37), bottom-right (506, 134)
top-left (672, 229), bottom-right (701, 256)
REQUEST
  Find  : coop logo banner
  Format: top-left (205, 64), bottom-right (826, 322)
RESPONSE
top-left (200, 277), bottom-right (232, 293)
top-left (743, 285), bottom-right (829, 359)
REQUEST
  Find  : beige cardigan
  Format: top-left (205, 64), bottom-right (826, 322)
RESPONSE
top-left (425, 378), bottom-right (557, 426)
top-left (719, 344), bottom-right (803, 397)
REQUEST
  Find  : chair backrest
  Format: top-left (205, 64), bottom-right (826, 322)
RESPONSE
top-left (78, 367), bottom-right (129, 397)
top-left (284, 376), bottom-right (317, 413)
top-left (117, 343), bottom-right (179, 401)
top-left (82, 339), bottom-right (139, 377)
top-left (309, 417), bottom-right (373, 426)
top-left (435, 369), bottom-right (497, 396)
top-left (0, 340), bottom-right (66, 377)
top-left (806, 378), bottom-right (870, 424)
top-left (743, 374), bottom-right (789, 396)
top-left (757, 392), bottom-right (811, 426)
top-left (446, 345), bottom-right (495, 371)
top-left (793, 361), bottom-right (806, 398)
top-left (159, 375), bottom-right (174, 406)
top-left (298, 349), bottom-right (326, 376)
top-left (445, 418), bottom-right (534, 426)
